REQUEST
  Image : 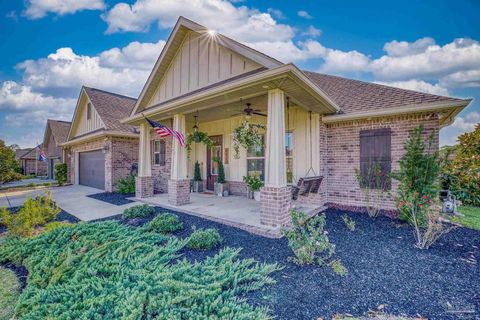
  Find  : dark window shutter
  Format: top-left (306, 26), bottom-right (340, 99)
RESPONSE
top-left (159, 140), bottom-right (166, 166)
top-left (360, 128), bottom-right (392, 189)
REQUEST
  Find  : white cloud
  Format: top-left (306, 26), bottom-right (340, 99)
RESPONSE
top-left (439, 69), bottom-right (480, 88)
top-left (383, 37), bottom-right (436, 57)
top-left (375, 80), bottom-right (449, 96)
top-left (102, 0), bottom-right (294, 43)
top-left (247, 39), bottom-right (327, 62)
top-left (320, 49), bottom-right (370, 75)
top-left (99, 40), bottom-right (166, 69)
top-left (297, 10), bottom-right (312, 19)
top-left (302, 26), bottom-right (321, 37)
top-left (24, 0), bottom-right (105, 19)
top-left (267, 8), bottom-right (285, 20)
top-left (452, 111), bottom-right (480, 131)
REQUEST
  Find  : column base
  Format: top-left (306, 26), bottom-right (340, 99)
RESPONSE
top-left (260, 186), bottom-right (291, 228)
top-left (168, 179), bottom-right (190, 206)
top-left (135, 176), bottom-right (153, 198)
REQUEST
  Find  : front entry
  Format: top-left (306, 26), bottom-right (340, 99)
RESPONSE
top-left (206, 135), bottom-right (223, 191)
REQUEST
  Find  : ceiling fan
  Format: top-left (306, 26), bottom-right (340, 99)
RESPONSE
top-left (232, 102), bottom-right (267, 121)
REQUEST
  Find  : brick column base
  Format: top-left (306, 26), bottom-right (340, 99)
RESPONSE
top-left (260, 186), bottom-right (291, 227)
top-left (168, 179), bottom-right (190, 206)
top-left (135, 176), bottom-right (153, 198)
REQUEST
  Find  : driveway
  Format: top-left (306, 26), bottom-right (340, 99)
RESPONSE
top-left (0, 185), bottom-right (139, 221)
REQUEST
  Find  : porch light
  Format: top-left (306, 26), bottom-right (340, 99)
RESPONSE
top-left (192, 114), bottom-right (199, 132)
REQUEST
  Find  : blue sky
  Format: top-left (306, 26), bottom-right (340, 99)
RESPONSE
top-left (0, 0), bottom-right (479, 147)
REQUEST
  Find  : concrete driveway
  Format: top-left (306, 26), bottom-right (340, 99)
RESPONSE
top-left (0, 185), bottom-right (139, 221)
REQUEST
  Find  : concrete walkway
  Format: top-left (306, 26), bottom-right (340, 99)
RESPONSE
top-left (0, 185), bottom-right (139, 221)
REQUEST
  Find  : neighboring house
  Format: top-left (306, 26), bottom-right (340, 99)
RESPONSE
top-left (16, 145), bottom-right (47, 176)
top-left (122, 17), bottom-right (470, 229)
top-left (42, 119), bottom-right (71, 179)
top-left (61, 87), bottom-right (139, 191)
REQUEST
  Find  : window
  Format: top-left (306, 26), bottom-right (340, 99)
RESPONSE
top-left (153, 140), bottom-right (166, 166)
top-left (246, 135), bottom-right (265, 180)
top-left (86, 103), bottom-right (92, 120)
top-left (359, 128), bottom-right (392, 189)
top-left (210, 145), bottom-right (222, 175)
top-left (285, 132), bottom-right (294, 183)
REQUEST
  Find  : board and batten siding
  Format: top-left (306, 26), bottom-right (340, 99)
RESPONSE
top-left (70, 94), bottom-right (105, 138)
top-left (148, 31), bottom-right (262, 106)
top-left (186, 106), bottom-right (320, 183)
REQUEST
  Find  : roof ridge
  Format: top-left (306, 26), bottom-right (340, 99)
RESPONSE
top-left (83, 86), bottom-right (137, 101)
top-left (48, 119), bottom-right (72, 124)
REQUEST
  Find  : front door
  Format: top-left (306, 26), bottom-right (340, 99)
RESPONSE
top-left (206, 135), bottom-right (223, 191)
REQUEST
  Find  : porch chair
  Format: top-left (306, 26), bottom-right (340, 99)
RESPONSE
top-left (291, 176), bottom-right (323, 200)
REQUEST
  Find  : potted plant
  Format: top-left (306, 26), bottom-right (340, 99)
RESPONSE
top-left (213, 157), bottom-right (228, 197)
top-left (185, 131), bottom-right (214, 158)
top-left (193, 161), bottom-right (203, 192)
top-left (243, 175), bottom-right (263, 201)
top-left (232, 122), bottom-right (265, 159)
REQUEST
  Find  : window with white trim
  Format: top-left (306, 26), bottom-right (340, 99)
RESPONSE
top-left (153, 140), bottom-right (166, 166)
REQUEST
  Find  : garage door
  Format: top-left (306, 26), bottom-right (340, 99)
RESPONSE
top-left (79, 150), bottom-right (105, 189)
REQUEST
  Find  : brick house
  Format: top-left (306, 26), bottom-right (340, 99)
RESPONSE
top-left (42, 119), bottom-right (71, 179)
top-left (121, 17), bottom-right (470, 232)
top-left (16, 145), bottom-right (47, 176)
top-left (61, 86), bottom-right (139, 191)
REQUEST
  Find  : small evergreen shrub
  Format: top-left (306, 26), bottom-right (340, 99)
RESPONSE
top-left (0, 191), bottom-right (60, 237)
top-left (341, 214), bottom-right (356, 231)
top-left (146, 213), bottom-right (183, 233)
top-left (193, 161), bottom-right (202, 181)
top-left (116, 175), bottom-right (136, 194)
top-left (43, 221), bottom-right (74, 233)
top-left (187, 227), bottom-right (222, 250)
top-left (329, 259), bottom-right (348, 276)
top-left (54, 163), bottom-right (68, 186)
top-left (214, 157), bottom-right (226, 183)
top-left (122, 204), bottom-right (155, 219)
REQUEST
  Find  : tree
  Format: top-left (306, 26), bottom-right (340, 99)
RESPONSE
top-left (0, 139), bottom-right (21, 184)
top-left (443, 123), bottom-right (480, 206)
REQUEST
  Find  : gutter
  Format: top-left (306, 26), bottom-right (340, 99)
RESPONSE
top-left (61, 130), bottom-right (139, 147)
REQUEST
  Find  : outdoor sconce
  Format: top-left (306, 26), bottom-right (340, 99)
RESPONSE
top-left (102, 143), bottom-right (110, 154)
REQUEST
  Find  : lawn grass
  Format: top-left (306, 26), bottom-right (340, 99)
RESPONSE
top-left (0, 221), bottom-right (280, 319)
top-left (457, 206), bottom-right (480, 230)
top-left (0, 266), bottom-right (21, 320)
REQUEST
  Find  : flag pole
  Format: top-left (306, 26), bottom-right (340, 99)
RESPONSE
top-left (35, 142), bottom-right (38, 176)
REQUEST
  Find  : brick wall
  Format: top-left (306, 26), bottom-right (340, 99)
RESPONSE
top-left (23, 159), bottom-right (47, 176)
top-left (151, 136), bottom-right (172, 193)
top-left (111, 137), bottom-right (139, 191)
top-left (324, 113), bottom-right (440, 210)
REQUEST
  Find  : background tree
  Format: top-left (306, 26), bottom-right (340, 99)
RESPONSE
top-left (0, 139), bottom-right (22, 184)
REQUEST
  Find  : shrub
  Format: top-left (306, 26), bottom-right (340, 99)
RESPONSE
top-left (0, 191), bottom-right (60, 237)
top-left (392, 125), bottom-right (453, 249)
top-left (243, 174), bottom-right (263, 192)
top-left (0, 267), bottom-right (20, 320)
top-left (43, 221), bottom-right (74, 233)
top-left (54, 163), bottom-right (68, 186)
top-left (0, 140), bottom-right (21, 184)
top-left (116, 175), bottom-right (136, 194)
top-left (0, 222), bottom-right (281, 319)
top-left (214, 157), bottom-right (226, 183)
top-left (341, 214), bottom-right (356, 231)
top-left (146, 213), bottom-right (183, 233)
top-left (282, 210), bottom-right (336, 266)
top-left (122, 204), bottom-right (155, 219)
top-left (329, 259), bottom-right (348, 276)
top-left (193, 161), bottom-right (202, 181)
top-left (187, 227), bottom-right (222, 250)
top-left (354, 163), bottom-right (390, 218)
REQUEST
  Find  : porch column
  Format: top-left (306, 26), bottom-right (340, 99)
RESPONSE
top-left (168, 114), bottom-right (190, 205)
top-left (135, 122), bottom-right (153, 198)
top-left (260, 88), bottom-right (291, 227)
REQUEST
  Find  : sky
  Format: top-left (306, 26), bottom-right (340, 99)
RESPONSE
top-left (0, 0), bottom-right (479, 148)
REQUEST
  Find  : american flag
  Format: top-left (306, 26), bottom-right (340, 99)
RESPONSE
top-left (146, 118), bottom-right (185, 146)
top-left (36, 144), bottom-right (47, 162)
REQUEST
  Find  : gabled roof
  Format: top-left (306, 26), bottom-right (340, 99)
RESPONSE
top-left (303, 71), bottom-right (468, 114)
top-left (131, 16), bottom-right (283, 116)
top-left (15, 148), bottom-right (31, 159)
top-left (19, 145), bottom-right (41, 160)
top-left (45, 119), bottom-right (71, 146)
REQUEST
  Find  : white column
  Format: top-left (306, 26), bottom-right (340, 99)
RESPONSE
top-left (171, 114), bottom-right (188, 180)
top-left (309, 112), bottom-right (321, 176)
top-left (138, 122), bottom-right (152, 177)
top-left (265, 88), bottom-right (287, 187)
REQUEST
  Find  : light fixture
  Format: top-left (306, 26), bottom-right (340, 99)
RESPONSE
top-left (192, 112), bottom-right (199, 132)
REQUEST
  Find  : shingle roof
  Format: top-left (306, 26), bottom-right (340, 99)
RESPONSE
top-left (47, 119), bottom-right (71, 145)
top-left (15, 148), bottom-right (31, 159)
top-left (83, 87), bottom-right (137, 133)
top-left (19, 145), bottom-right (42, 160)
top-left (303, 71), bottom-right (466, 114)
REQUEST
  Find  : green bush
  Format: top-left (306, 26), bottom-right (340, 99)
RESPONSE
top-left (341, 214), bottom-right (356, 231)
top-left (0, 221), bottom-right (281, 319)
top-left (116, 175), bottom-right (136, 194)
top-left (187, 227), bottom-right (222, 250)
top-left (0, 140), bottom-right (21, 184)
top-left (193, 161), bottom-right (202, 181)
top-left (122, 204), bottom-right (155, 219)
top-left (0, 267), bottom-right (20, 320)
top-left (145, 213), bottom-right (183, 233)
top-left (54, 163), bottom-right (68, 186)
top-left (43, 221), bottom-right (74, 233)
top-left (243, 175), bottom-right (263, 192)
top-left (214, 157), bottom-right (226, 183)
top-left (282, 210), bottom-right (336, 266)
top-left (0, 191), bottom-right (60, 237)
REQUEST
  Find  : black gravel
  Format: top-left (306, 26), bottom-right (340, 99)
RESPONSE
top-left (86, 192), bottom-right (135, 205)
top-left (112, 207), bottom-right (480, 320)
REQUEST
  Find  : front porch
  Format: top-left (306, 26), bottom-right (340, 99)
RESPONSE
top-left (135, 192), bottom-right (322, 237)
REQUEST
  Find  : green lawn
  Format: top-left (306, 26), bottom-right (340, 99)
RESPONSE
top-left (457, 206), bottom-right (480, 230)
top-left (0, 266), bottom-right (20, 320)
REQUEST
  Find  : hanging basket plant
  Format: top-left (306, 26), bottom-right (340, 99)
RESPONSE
top-left (232, 122), bottom-right (265, 159)
top-left (185, 131), bottom-right (214, 158)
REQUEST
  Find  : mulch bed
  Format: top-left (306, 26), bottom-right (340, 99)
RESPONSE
top-left (111, 207), bottom-right (479, 320)
top-left (86, 192), bottom-right (135, 206)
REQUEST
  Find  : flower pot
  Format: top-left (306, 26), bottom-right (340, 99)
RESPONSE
top-left (253, 191), bottom-right (261, 201)
top-left (193, 181), bottom-right (203, 193)
top-left (214, 183), bottom-right (228, 197)
top-left (247, 190), bottom-right (254, 199)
